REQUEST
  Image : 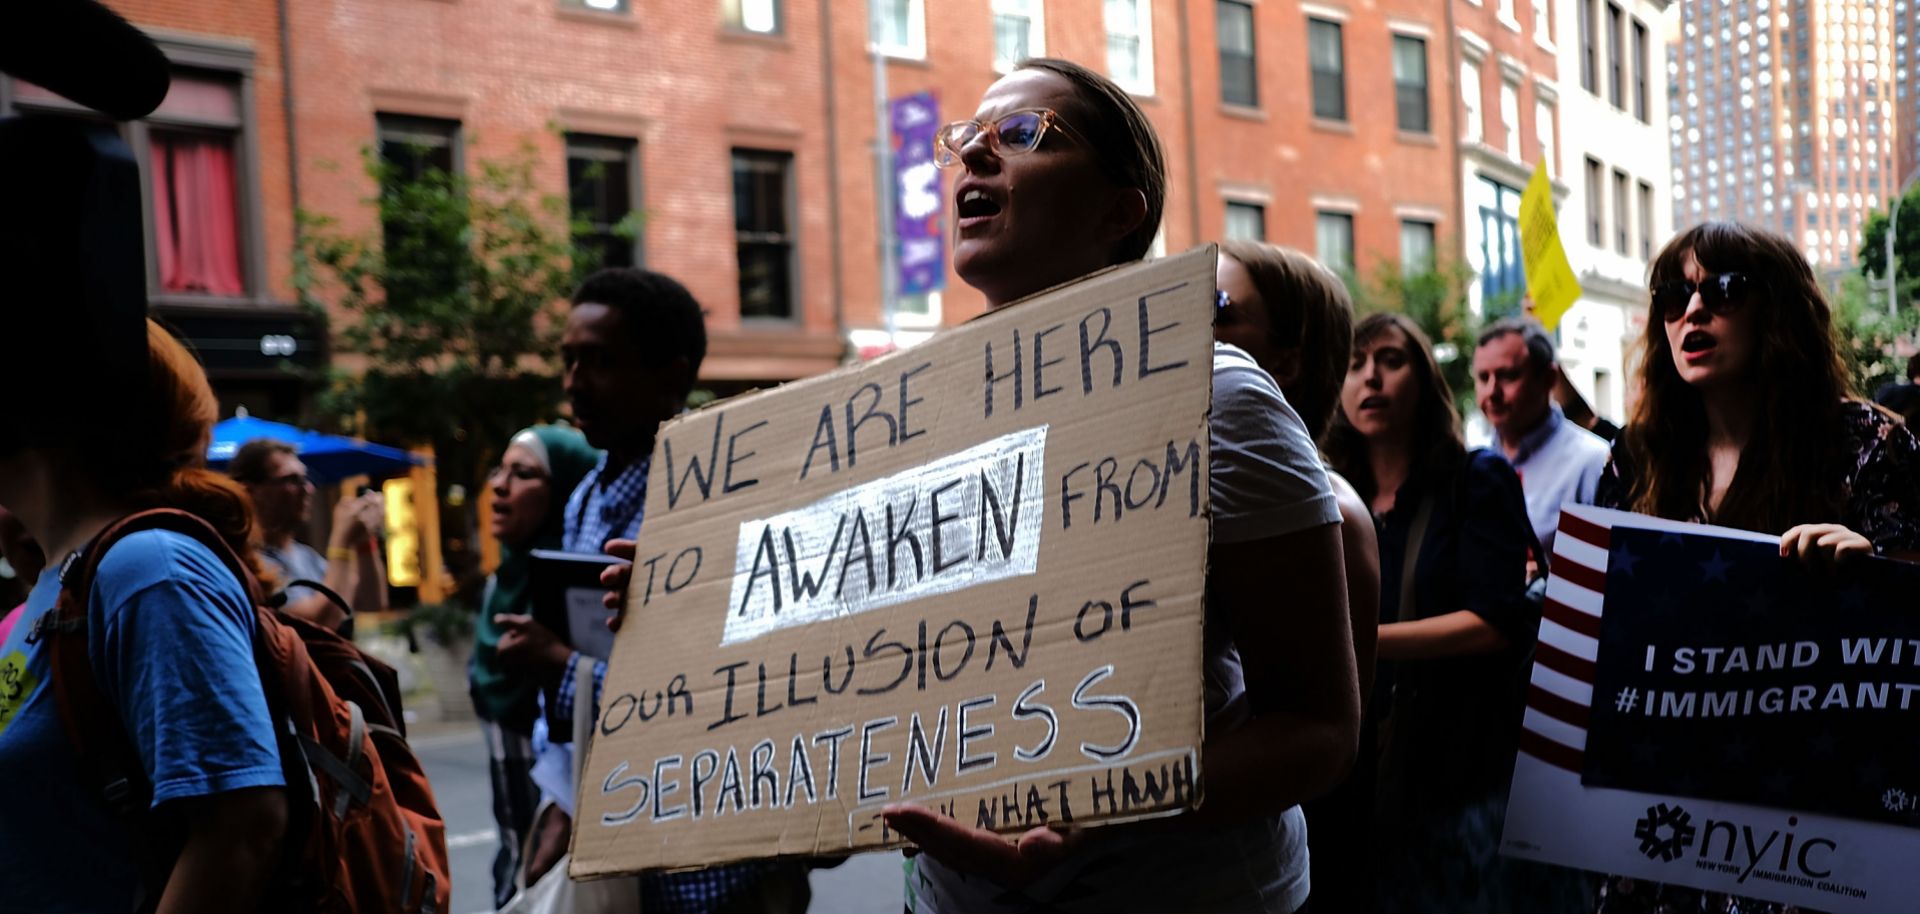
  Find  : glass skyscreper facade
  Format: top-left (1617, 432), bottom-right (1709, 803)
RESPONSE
top-left (1666, 0), bottom-right (1898, 267)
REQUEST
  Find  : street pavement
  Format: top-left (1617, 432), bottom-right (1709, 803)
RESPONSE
top-left (414, 726), bottom-right (905, 914)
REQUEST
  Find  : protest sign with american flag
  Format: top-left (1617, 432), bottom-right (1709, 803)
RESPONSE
top-left (1501, 505), bottom-right (1920, 914)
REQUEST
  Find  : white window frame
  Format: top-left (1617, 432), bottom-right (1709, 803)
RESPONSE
top-left (1105, 0), bottom-right (1156, 96)
top-left (726, 0), bottom-right (781, 34)
top-left (1535, 97), bottom-right (1556, 177)
top-left (1314, 209), bottom-right (1357, 275)
top-left (1500, 80), bottom-right (1521, 159)
top-left (873, 0), bottom-right (927, 60)
top-left (1498, 0), bottom-right (1521, 32)
top-left (1461, 57), bottom-right (1484, 143)
top-left (992, 0), bottom-right (1046, 73)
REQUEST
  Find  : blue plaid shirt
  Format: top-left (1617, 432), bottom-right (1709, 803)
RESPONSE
top-left (551, 453), bottom-right (646, 735)
top-left (549, 453), bottom-right (779, 912)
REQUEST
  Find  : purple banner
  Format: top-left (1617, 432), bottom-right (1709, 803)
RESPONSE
top-left (890, 92), bottom-right (945, 296)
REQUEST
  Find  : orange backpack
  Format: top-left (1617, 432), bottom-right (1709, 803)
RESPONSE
top-left (43, 509), bottom-right (451, 913)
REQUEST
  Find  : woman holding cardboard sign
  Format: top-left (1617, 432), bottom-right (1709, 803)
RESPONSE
top-left (874, 58), bottom-right (1359, 914)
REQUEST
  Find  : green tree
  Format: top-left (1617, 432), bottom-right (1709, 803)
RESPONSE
top-left (1857, 183), bottom-right (1920, 304)
top-left (1827, 269), bottom-right (1920, 397)
top-left (1348, 255), bottom-right (1481, 418)
top-left (295, 140), bottom-right (616, 599)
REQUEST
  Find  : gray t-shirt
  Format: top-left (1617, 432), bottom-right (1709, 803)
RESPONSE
top-left (257, 540), bottom-right (328, 607)
top-left (912, 343), bottom-right (1340, 914)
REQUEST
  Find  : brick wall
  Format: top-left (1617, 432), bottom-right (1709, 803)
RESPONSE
top-left (100, 0), bottom-right (1470, 382)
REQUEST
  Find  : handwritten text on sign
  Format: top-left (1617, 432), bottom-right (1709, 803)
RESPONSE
top-left (573, 248), bottom-right (1219, 876)
top-left (725, 425), bottom-right (1048, 645)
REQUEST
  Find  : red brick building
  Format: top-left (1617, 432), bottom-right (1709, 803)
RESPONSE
top-left (10, 0), bottom-right (1464, 397)
top-left (1448, 0), bottom-right (1563, 318)
top-left (0, 0), bottom-right (315, 415)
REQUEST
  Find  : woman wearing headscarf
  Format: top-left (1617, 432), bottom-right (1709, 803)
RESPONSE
top-left (468, 424), bottom-right (600, 910)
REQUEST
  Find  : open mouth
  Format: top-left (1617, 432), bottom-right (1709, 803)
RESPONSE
top-left (1681, 331), bottom-right (1717, 354)
top-left (1359, 395), bottom-right (1391, 411)
top-left (957, 188), bottom-right (1003, 222)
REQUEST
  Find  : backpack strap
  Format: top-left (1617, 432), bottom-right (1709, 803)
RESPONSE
top-left (46, 509), bottom-right (258, 818)
top-left (42, 509), bottom-right (264, 911)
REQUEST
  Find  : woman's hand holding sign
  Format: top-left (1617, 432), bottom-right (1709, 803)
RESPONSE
top-left (881, 805), bottom-right (1084, 888)
top-left (1779, 524), bottom-right (1874, 569)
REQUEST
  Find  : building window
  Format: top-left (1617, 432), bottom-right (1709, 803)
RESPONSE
top-left (1316, 211), bottom-right (1355, 275)
top-left (1217, 1), bottom-right (1257, 107)
top-left (873, 0), bottom-right (926, 59)
top-left (1534, 0), bottom-right (1552, 43)
top-left (993, 0), bottom-right (1045, 72)
top-left (1500, 82), bottom-right (1521, 159)
top-left (12, 60), bottom-right (270, 304)
top-left (376, 114), bottom-right (462, 309)
top-left (1224, 201), bottom-right (1265, 241)
top-left (1478, 178), bottom-right (1525, 310)
top-left (1392, 35), bottom-right (1429, 132)
top-left (1579, 0), bottom-right (1597, 92)
top-left (1400, 219), bottom-right (1436, 274)
top-left (1637, 179), bottom-right (1654, 261)
top-left (567, 134), bottom-right (640, 270)
top-left (145, 73), bottom-right (251, 299)
top-left (1607, 2), bottom-right (1625, 109)
top-left (723, 0), bottom-right (780, 34)
top-left (1612, 167), bottom-right (1631, 255)
top-left (1631, 19), bottom-right (1650, 122)
top-left (562, 0), bottom-right (627, 11)
top-left (1585, 156), bottom-right (1605, 246)
top-left (1461, 58), bottom-right (1484, 142)
top-left (732, 149), bottom-right (795, 319)
top-left (377, 113), bottom-right (458, 184)
top-left (1308, 18), bottom-right (1346, 120)
top-left (1536, 98), bottom-right (1557, 176)
top-left (1106, 0), bottom-right (1155, 95)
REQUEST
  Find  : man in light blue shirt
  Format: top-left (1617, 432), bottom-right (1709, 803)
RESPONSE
top-left (1472, 318), bottom-right (1611, 555)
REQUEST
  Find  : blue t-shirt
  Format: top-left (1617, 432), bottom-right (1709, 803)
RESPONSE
top-left (0, 529), bottom-right (283, 911)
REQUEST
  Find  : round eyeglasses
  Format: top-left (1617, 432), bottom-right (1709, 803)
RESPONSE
top-left (934, 109), bottom-right (1071, 168)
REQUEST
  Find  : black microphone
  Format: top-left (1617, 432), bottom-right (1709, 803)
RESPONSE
top-left (0, 0), bottom-right (170, 120)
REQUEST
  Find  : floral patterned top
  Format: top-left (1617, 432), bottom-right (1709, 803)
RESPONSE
top-left (1593, 400), bottom-right (1920, 553)
top-left (1590, 402), bottom-right (1920, 913)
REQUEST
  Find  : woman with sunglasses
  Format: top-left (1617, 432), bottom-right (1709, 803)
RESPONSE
top-left (1597, 222), bottom-right (1920, 563)
top-left (882, 59), bottom-right (1359, 914)
top-left (1591, 224), bottom-right (1920, 913)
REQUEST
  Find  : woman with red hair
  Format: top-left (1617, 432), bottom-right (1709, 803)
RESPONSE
top-left (0, 321), bottom-right (288, 911)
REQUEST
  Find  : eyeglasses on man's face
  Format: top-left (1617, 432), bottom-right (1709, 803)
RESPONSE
top-left (934, 108), bottom-right (1072, 168)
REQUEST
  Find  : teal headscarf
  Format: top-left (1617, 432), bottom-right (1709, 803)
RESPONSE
top-left (469, 424), bottom-right (601, 727)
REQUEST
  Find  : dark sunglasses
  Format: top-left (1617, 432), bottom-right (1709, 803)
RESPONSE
top-left (1650, 272), bottom-right (1765, 323)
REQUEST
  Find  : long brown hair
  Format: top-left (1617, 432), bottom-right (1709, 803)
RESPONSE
top-left (1323, 312), bottom-right (1465, 503)
top-left (1015, 58), bottom-right (1166, 264)
top-left (1219, 240), bottom-right (1354, 440)
top-left (1623, 222), bottom-right (1854, 531)
top-left (84, 321), bottom-right (265, 579)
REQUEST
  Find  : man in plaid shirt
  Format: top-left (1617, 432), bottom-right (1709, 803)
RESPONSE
top-left (498, 268), bottom-right (811, 913)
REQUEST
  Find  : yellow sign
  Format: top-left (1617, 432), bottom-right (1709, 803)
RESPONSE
top-left (383, 477), bottom-right (422, 588)
top-left (1519, 161), bottom-right (1583, 331)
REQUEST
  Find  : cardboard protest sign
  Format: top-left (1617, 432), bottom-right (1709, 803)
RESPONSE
top-left (1503, 505), bottom-right (1920, 913)
top-left (572, 248), bottom-right (1218, 876)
